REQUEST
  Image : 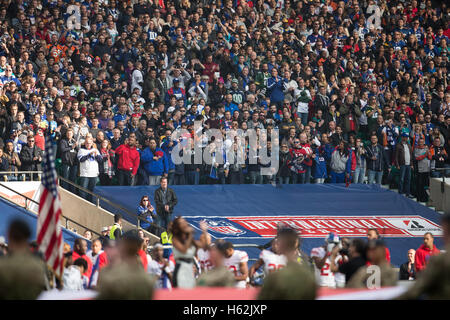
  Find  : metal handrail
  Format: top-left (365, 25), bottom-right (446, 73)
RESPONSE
top-left (0, 182), bottom-right (101, 239)
top-left (57, 175), bottom-right (164, 234)
top-left (0, 170), bottom-right (163, 237)
top-left (430, 168), bottom-right (448, 194)
top-left (0, 170), bottom-right (42, 181)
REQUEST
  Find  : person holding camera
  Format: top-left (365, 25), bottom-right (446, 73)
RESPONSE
top-left (329, 238), bottom-right (367, 286)
top-left (137, 195), bottom-right (156, 233)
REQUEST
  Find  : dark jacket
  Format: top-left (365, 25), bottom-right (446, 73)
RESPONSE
top-left (59, 138), bottom-right (79, 166)
top-left (278, 150), bottom-right (292, 177)
top-left (339, 103), bottom-right (362, 133)
top-left (19, 144), bottom-right (43, 171)
top-left (365, 143), bottom-right (386, 172)
top-left (154, 187), bottom-right (178, 217)
top-left (399, 262), bottom-right (415, 280)
top-left (394, 141), bottom-right (413, 167)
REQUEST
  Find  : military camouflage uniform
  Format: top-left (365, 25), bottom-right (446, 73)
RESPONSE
top-left (196, 266), bottom-right (236, 287)
top-left (258, 261), bottom-right (317, 300)
top-left (0, 253), bottom-right (47, 299)
top-left (346, 262), bottom-right (398, 289)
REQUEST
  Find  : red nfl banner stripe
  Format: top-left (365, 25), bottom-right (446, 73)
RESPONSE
top-left (226, 216), bottom-right (443, 238)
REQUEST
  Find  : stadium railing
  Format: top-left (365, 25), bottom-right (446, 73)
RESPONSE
top-left (0, 181), bottom-right (102, 240)
top-left (0, 170), bottom-right (163, 238)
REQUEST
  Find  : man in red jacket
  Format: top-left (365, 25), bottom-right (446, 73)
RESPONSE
top-left (115, 136), bottom-right (140, 186)
top-left (415, 232), bottom-right (440, 273)
top-left (72, 238), bottom-right (93, 279)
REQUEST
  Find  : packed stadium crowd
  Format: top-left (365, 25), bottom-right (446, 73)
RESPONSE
top-left (0, 0), bottom-right (449, 299)
top-left (0, 0), bottom-right (448, 205)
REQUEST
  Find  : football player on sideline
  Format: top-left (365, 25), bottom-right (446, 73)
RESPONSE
top-left (311, 233), bottom-right (343, 288)
top-left (220, 241), bottom-right (249, 289)
top-left (249, 238), bottom-right (287, 282)
top-left (196, 232), bottom-right (213, 274)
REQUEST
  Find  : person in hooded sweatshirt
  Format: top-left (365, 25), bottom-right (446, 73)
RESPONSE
top-left (329, 141), bottom-right (352, 183)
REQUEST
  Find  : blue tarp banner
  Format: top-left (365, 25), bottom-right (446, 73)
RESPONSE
top-left (94, 184), bottom-right (444, 267)
top-left (0, 198), bottom-right (82, 248)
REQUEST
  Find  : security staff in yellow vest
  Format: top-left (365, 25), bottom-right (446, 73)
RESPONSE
top-left (109, 214), bottom-right (123, 240)
top-left (160, 221), bottom-right (173, 259)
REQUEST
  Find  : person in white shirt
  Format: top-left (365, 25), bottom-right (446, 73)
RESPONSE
top-left (221, 241), bottom-right (249, 289)
top-left (77, 137), bottom-right (103, 203)
top-left (148, 243), bottom-right (175, 289)
top-left (86, 239), bottom-right (103, 266)
top-left (131, 61), bottom-right (144, 94)
top-left (249, 238), bottom-right (287, 283)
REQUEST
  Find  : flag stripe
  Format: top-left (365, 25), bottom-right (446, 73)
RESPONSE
top-left (37, 135), bottom-right (64, 278)
top-left (37, 189), bottom-right (52, 243)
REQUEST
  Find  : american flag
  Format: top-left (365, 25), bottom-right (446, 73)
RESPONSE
top-left (37, 135), bottom-right (64, 277)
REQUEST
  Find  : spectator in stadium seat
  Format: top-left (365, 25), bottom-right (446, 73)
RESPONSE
top-left (278, 143), bottom-right (292, 184)
top-left (365, 135), bottom-right (386, 185)
top-left (0, 148), bottom-right (9, 181)
top-left (399, 249), bottom-right (416, 281)
top-left (19, 135), bottom-right (43, 181)
top-left (72, 238), bottom-right (93, 280)
top-left (395, 133), bottom-right (414, 198)
top-left (154, 177), bottom-right (178, 231)
top-left (414, 232), bottom-right (440, 273)
top-left (77, 137), bottom-right (103, 203)
top-left (59, 128), bottom-right (79, 192)
top-left (329, 141), bottom-right (352, 183)
top-left (141, 137), bottom-right (168, 186)
top-left (137, 195), bottom-right (156, 233)
top-left (114, 135), bottom-right (140, 186)
top-left (414, 138), bottom-right (432, 202)
top-left (98, 139), bottom-right (116, 186)
top-left (3, 140), bottom-right (21, 181)
top-left (353, 137), bottom-right (367, 184)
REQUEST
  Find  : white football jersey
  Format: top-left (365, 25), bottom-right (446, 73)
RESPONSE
top-left (259, 249), bottom-right (287, 275)
top-left (224, 250), bottom-right (249, 288)
top-left (310, 246), bottom-right (336, 288)
top-left (197, 248), bottom-right (213, 273)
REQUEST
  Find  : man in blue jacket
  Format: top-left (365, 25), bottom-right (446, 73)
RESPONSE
top-left (266, 68), bottom-right (287, 108)
top-left (140, 137), bottom-right (168, 185)
top-left (160, 131), bottom-right (177, 185)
